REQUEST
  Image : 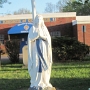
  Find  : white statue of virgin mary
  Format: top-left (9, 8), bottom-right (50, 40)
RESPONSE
top-left (28, 15), bottom-right (52, 89)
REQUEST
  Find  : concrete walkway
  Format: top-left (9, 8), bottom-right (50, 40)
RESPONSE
top-left (1, 54), bottom-right (23, 63)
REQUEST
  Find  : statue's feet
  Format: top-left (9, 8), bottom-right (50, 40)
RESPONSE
top-left (28, 86), bottom-right (42, 90)
top-left (28, 86), bottom-right (56, 90)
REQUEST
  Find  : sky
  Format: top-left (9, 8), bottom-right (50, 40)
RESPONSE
top-left (0, 0), bottom-right (58, 15)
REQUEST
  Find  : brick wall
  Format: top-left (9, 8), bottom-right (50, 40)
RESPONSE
top-left (0, 23), bottom-right (16, 29)
top-left (77, 24), bottom-right (90, 46)
top-left (48, 22), bottom-right (73, 37)
top-left (0, 28), bottom-right (11, 40)
top-left (73, 24), bottom-right (78, 39)
top-left (45, 17), bottom-right (75, 37)
top-left (45, 17), bottom-right (76, 27)
top-left (0, 17), bottom-right (76, 39)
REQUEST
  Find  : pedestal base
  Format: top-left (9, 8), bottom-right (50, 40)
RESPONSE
top-left (28, 87), bottom-right (56, 90)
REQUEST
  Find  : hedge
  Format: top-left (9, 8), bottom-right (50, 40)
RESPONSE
top-left (52, 36), bottom-right (89, 61)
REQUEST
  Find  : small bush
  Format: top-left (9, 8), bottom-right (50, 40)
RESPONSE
top-left (5, 39), bottom-right (20, 63)
top-left (52, 36), bottom-right (89, 62)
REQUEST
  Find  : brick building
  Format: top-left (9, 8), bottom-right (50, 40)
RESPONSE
top-left (0, 12), bottom-right (76, 41)
top-left (0, 12), bottom-right (90, 52)
top-left (72, 16), bottom-right (90, 46)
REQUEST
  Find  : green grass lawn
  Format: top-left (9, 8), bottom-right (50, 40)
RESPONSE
top-left (0, 61), bottom-right (90, 90)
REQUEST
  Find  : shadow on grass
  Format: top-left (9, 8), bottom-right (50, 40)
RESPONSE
top-left (0, 65), bottom-right (28, 71)
top-left (1, 64), bottom-right (23, 68)
top-left (1, 59), bottom-right (23, 67)
top-left (0, 79), bottom-right (30, 90)
top-left (0, 68), bottom-right (27, 71)
top-left (50, 78), bottom-right (90, 90)
top-left (0, 63), bottom-right (28, 71)
top-left (0, 78), bottom-right (90, 90)
top-left (52, 61), bottom-right (90, 70)
top-left (52, 66), bottom-right (90, 70)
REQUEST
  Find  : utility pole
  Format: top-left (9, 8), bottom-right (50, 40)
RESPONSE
top-left (31, 0), bottom-right (36, 21)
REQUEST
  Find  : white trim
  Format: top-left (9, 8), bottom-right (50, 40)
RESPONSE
top-left (76, 16), bottom-right (90, 24)
top-left (77, 21), bottom-right (90, 24)
top-left (72, 20), bottom-right (77, 25)
top-left (72, 16), bottom-right (90, 25)
top-left (41, 12), bottom-right (76, 18)
top-left (0, 12), bottom-right (76, 20)
top-left (0, 14), bottom-right (32, 20)
top-left (76, 16), bottom-right (90, 21)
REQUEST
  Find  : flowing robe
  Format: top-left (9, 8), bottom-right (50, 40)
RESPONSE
top-left (28, 25), bottom-right (52, 88)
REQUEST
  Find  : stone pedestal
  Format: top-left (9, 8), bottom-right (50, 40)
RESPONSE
top-left (22, 45), bottom-right (28, 66)
top-left (28, 87), bottom-right (56, 90)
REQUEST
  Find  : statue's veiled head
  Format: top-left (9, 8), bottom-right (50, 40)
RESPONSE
top-left (33, 15), bottom-right (44, 28)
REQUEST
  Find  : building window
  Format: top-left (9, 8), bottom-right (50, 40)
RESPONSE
top-left (50, 18), bottom-right (56, 22)
top-left (0, 20), bottom-right (3, 24)
top-left (50, 31), bottom-right (61, 37)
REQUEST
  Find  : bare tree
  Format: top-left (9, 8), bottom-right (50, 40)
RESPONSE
top-left (13, 8), bottom-right (31, 15)
top-left (56, 0), bottom-right (70, 12)
top-left (44, 0), bottom-right (70, 13)
top-left (44, 2), bottom-right (56, 13)
top-left (44, 0), bottom-right (90, 13)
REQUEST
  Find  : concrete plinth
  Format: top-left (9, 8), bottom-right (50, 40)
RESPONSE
top-left (28, 87), bottom-right (56, 90)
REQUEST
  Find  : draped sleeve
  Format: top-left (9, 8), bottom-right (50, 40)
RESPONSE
top-left (28, 26), bottom-right (39, 71)
top-left (41, 26), bottom-right (52, 64)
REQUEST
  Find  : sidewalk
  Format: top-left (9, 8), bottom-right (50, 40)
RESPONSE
top-left (1, 54), bottom-right (23, 63)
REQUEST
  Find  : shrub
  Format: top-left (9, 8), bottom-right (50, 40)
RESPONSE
top-left (52, 36), bottom-right (89, 62)
top-left (5, 39), bottom-right (20, 63)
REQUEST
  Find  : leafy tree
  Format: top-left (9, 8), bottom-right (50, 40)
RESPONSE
top-left (63, 0), bottom-right (90, 15)
top-left (0, 0), bottom-right (11, 8)
top-left (13, 8), bottom-right (31, 15)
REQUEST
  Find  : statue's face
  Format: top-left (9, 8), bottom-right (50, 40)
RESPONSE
top-left (35, 16), bottom-right (43, 27)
